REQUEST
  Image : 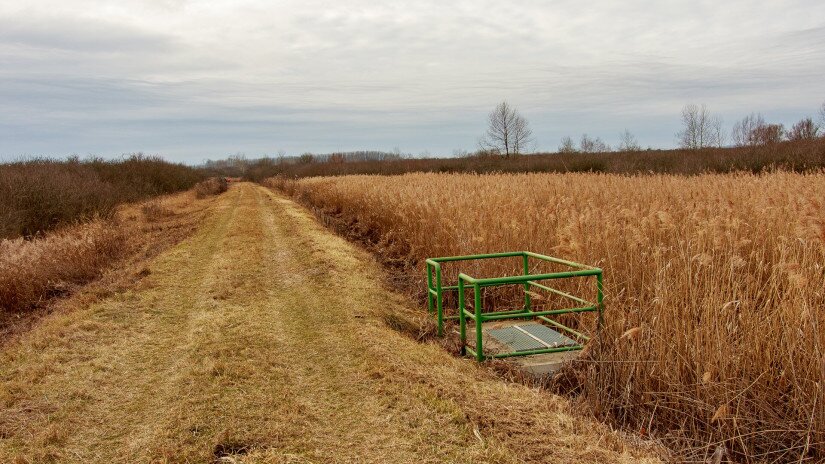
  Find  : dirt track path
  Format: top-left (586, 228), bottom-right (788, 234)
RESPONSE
top-left (0, 183), bottom-right (659, 463)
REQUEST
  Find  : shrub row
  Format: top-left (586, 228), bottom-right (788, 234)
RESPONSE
top-left (244, 138), bottom-right (825, 180)
top-left (0, 155), bottom-right (206, 239)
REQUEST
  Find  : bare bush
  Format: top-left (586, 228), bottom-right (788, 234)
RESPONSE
top-left (250, 139), bottom-right (825, 178)
top-left (558, 136), bottom-right (577, 153)
top-left (579, 134), bottom-right (610, 153)
top-left (787, 118), bottom-right (819, 141)
top-left (751, 123), bottom-right (785, 145)
top-left (194, 177), bottom-right (229, 199)
top-left (617, 130), bottom-right (641, 152)
top-left (0, 155), bottom-right (205, 239)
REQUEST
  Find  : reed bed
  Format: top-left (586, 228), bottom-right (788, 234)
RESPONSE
top-left (268, 171), bottom-right (825, 462)
top-left (0, 219), bottom-right (128, 313)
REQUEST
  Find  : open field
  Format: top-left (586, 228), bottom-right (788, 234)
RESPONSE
top-left (0, 183), bottom-right (661, 463)
top-left (268, 171), bottom-right (825, 462)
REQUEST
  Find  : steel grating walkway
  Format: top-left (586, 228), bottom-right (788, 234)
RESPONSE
top-left (488, 323), bottom-right (577, 352)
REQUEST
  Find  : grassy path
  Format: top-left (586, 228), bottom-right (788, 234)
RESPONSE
top-left (0, 183), bottom-right (660, 463)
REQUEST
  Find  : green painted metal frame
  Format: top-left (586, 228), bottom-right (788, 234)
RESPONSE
top-left (425, 251), bottom-right (603, 361)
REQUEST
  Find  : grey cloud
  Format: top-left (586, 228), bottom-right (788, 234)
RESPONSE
top-left (1, 0), bottom-right (824, 160)
top-left (0, 15), bottom-right (175, 53)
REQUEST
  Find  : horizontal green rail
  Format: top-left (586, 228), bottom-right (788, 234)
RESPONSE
top-left (464, 306), bottom-right (598, 321)
top-left (491, 345), bottom-right (584, 359)
top-left (527, 281), bottom-right (594, 306)
top-left (460, 269), bottom-right (601, 285)
top-left (426, 251), bottom-right (524, 264)
top-left (523, 251), bottom-right (597, 270)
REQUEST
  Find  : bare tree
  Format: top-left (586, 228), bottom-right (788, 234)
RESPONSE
top-left (579, 134), bottom-right (610, 153)
top-left (731, 113), bottom-right (766, 147)
top-left (510, 115), bottom-right (533, 155)
top-left (617, 129), bottom-right (641, 152)
top-left (480, 101), bottom-right (534, 157)
top-left (558, 136), bottom-right (577, 153)
top-left (787, 118), bottom-right (819, 141)
top-left (676, 104), bottom-right (724, 149)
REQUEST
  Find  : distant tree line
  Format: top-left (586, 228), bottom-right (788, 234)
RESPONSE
top-left (563, 101), bottom-right (823, 153)
top-left (207, 99), bottom-right (825, 179)
top-left (201, 150), bottom-right (410, 181)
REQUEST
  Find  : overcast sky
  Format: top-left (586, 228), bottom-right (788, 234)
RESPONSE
top-left (1, 0), bottom-right (824, 163)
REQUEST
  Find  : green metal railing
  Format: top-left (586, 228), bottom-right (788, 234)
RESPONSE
top-left (426, 251), bottom-right (603, 361)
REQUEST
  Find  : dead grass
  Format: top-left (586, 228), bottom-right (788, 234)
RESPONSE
top-left (0, 219), bottom-right (128, 313)
top-left (0, 187), bottom-right (213, 334)
top-left (141, 201), bottom-right (175, 221)
top-left (268, 171), bottom-right (825, 463)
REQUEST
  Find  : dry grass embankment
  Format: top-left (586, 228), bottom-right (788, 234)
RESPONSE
top-left (0, 220), bottom-right (127, 314)
top-left (267, 171), bottom-right (825, 462)
top-left (0, 180), bottom-right (224, 327)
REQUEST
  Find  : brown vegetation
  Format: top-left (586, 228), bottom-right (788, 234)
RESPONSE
top-left (245, 138), bottom-right (825, 180)
top-left (0, 219), bottom-right (127, 313)
top-left (267, 171), bottom-right (825, 462)
top-left (0, 155), bottom-right (205, 239)
top-left (194, 177), bottom-right (229, 198)
top-left (0, 185), bottom-right (217, 327)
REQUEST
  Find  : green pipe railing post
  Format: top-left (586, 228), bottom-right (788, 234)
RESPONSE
top-left (458, 277), bottom-right (466, 356)
top-left (522, 253), bottom-right (532, 312)
top-left (426, 262), bottom-right (434, 315)
top-left (435, 265), bottom-right (444, 336)
top-left (596, 271), bottom-right (604, 329)
top-left (474, 283), bottom-right (484, 362)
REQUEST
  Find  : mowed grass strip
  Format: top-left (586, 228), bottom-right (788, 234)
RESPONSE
top-left (0, 183), bottom-right (661, 463)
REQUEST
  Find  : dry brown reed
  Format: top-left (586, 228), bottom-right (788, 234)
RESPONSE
top-left (0, 219), bottom-right (128, 313)
top-left (268, 171), bottom-right (825, 462)
top-left (140, 202), bottom-right (174, 221)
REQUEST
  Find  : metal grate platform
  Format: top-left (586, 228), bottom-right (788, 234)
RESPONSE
top-left (488, 323), bottom-right (577, 353)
